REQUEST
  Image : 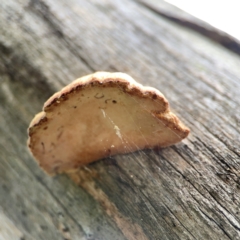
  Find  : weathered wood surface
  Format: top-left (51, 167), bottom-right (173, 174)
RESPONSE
top-left (1, 0), bottom-right (240, 239)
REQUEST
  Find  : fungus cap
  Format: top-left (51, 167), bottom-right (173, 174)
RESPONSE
top-left (28, 72), bottom-right (190, 175)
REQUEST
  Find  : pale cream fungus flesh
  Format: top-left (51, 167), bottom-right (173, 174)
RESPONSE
top-left (28, 72), bottom-right (190, 175)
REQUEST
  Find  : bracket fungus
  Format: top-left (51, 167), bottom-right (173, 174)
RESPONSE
top-left (28, 72), bottom-right (190, 175)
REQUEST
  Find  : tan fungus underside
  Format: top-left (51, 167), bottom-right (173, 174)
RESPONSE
top-left (28, 72), bottom-right (189, 175)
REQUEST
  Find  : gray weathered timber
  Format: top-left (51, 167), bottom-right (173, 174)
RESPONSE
top-left (1, 0), bottom-right (240, 239)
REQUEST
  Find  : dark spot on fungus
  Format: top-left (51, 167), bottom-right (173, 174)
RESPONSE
top-left (39, 117), bottom-right (48, 124)
top-left (73, 106), bottom-right (77, 108)
top-left (43, 126), bottom-right (48, 130)
top-left (152, 94), bottom-right (157, 99)
top-left (41, 142), bottom-right (45, 153)
top-left (94, 93), bottom-right (104, 99)
top-left (59, 93), bottom-right (69, 101)
top-left (105, 98), bottom-right (112, 104)
top-left (112, 100), bottom-right (117, 104)
top-left (57, 130), bottom-right (64, 139)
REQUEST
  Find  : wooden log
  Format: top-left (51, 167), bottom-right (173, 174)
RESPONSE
top-left (1, 0), bottom-right (240, 239)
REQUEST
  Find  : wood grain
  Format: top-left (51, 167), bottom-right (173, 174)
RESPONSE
top-left (1, 0), bottom-right (240, 239)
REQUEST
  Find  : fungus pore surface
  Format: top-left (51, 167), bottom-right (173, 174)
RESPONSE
top-left (28, 72), bottom-right (190, 175)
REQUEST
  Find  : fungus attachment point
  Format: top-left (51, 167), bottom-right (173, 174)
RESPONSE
top-left (27, 72), bottom-right (190, 175)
